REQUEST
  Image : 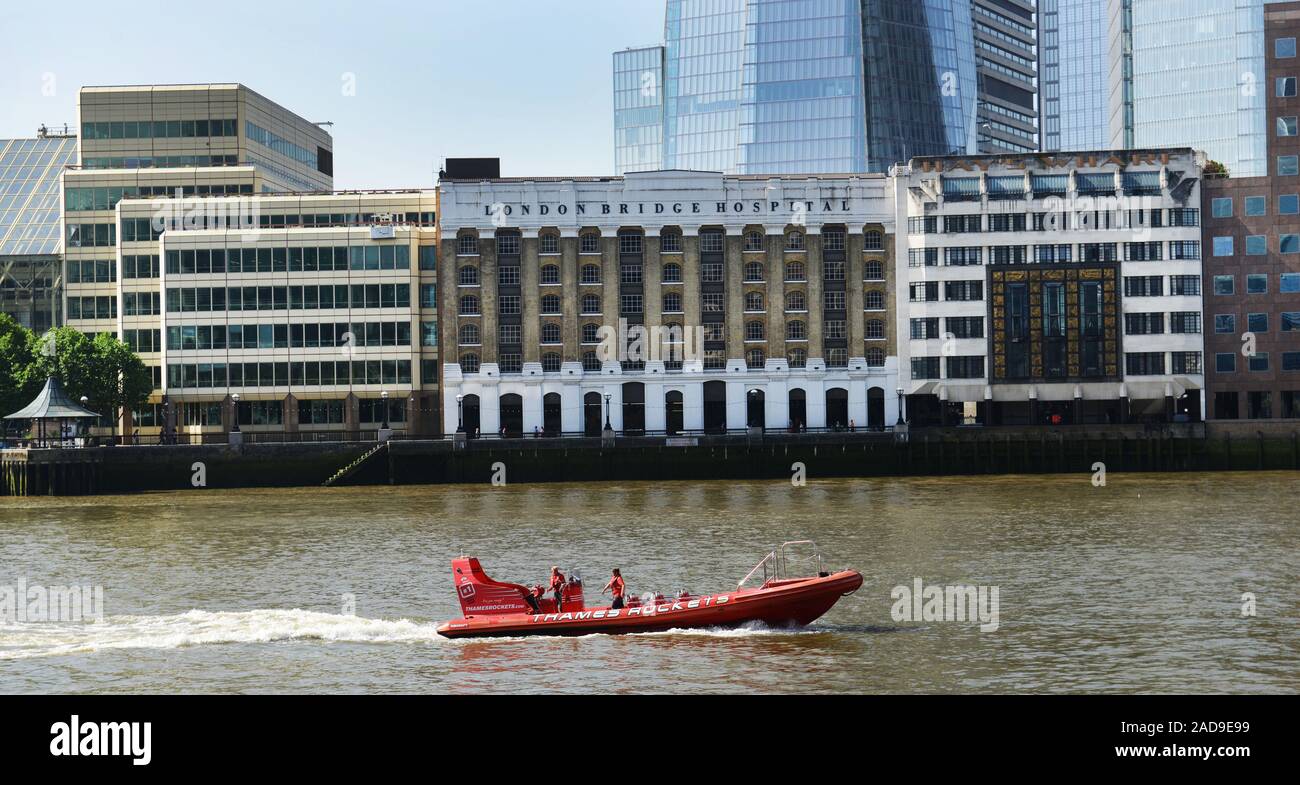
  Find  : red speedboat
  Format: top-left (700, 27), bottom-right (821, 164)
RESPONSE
top-left (435, 541), bottom-right (862, 639)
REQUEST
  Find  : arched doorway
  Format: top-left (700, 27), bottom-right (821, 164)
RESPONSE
top-left (746, 388), bottom-right (765, 429)
top-left (499, 393), bottom-right (523, 436)
top-left (461, 394), bottom-right (480, 438)
top-left (583, 391), bottom-right (602, 436)
top-left (788, 388), bottom-right (806, 431)
top-left (867, 387), bottom-right (885, 431)
top-left (621, 382), bottom-right (645, 434)
top-left (543, 392), bottom-right (561, 436)
top-left (665, 390), bottom-right (684, 435)
top-left (703, 380), bottom-right (727, 433)
top-left (825, 387), bottom-right (848, 430)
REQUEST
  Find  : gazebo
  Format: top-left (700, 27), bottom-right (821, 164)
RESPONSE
top-left (4, 376), bottom-right (101, 448)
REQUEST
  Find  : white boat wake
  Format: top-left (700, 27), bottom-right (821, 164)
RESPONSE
top-left (0, 609), bottom-right (444, 660)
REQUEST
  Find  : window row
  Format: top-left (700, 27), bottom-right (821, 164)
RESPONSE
top-left (165, 321), bottom-right (412, 351)
top-left (164, 284), bottom-right (411, 312)
top-left (166, 360), bottom-right (413, 389)
top-left (165, 244), bottom-right (414, 275)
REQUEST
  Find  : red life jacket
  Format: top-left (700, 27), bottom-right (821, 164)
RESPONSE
top-left (550, 572), bottom-right (565, 591)
top-left (610, 576), bottom-right (625, 598)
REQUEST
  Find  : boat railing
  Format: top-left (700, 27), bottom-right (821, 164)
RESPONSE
top-left (738, 540), bottom-right (823, 589)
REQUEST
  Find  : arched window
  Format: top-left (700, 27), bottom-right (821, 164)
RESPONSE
top-left (457, 234), bottom-right (478, 255)
top-left (786, 320), bottom-right (806, 340)
top-left (866, 319), bottom-right (885, 340)
top-left (580, 233), bottom-right (600, 254)
top-left (744, 261), bottom-right (764, 282)
top-left (785, 261), bottom-right (805, 281)
top-left (663, 292), bottom-right (682, 312)
top-left (459, 295), bottom-right (480, 315)
top-left (542, 353), bottom-right (562, 372)
top-left (458, 265), bottom-right (479, 286)
top-left (787, 348), bottom-right (806, 368)
top-left (785, 290), bottom-right (806, 311)
top-left (864, 260), bottom-right (884, 280)
top-left (540, 233), bottom-right (559, 254)
top-left (458, 324), bottom-right (480, 345)
top-left (581, 294), bottom-right (601, 314)
top-left (660, 231), bottom-right (682, 252)
top-left (785, 231), bottom-right (804, 251)
top-left (582, 351), bottom-right (601, 371)
top-left (865, 290), bottom-right (885, 310)
top-left (582, 323), bottom-right (601, 344)
top-left (745, 320), bottom-right (765, 341)
top-left (745, 291), bottom-right (764, 311)
top-left (662, 263), bottom-right (682, 282)
top-left (864, 229), bottom-right (884, 251)
top-left (541, 294), bottom-right (561, 314)
top-left (581, 264), bottom-right (601, 284)
top-left (744, 231), bottom-right (764, 251)
top-left (866, 348), bottom-right (885, 366)
top-left (460, 353), bottom-right (480, 373)
top-left (541, 323), bottom-right (561, 343)
top-left (540, 264), bottom-right (560, 284)
top-left (746, 349), bottom-right (766, 368)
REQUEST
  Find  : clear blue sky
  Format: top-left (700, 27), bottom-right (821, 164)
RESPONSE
top-left (0, 0), bottom-right (665, 189)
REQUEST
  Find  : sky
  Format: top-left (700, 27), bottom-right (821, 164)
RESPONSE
top-left (0, 0), bottom-right (666, 189)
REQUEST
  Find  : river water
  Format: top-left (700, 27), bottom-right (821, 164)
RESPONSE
top-left (1, 473), bottom-right (1296, 694)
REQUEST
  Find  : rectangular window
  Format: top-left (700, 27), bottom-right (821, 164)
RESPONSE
top-left (1280, 155), bottom-right (1299, 176)
top-left (1247, 274), bottom-right (1268, 294)
top-left (1245, 196), bottom-right (1267, 215)
top-left (1213, 275), bottom-right (1235, 295)
top-left (1212, 236), bottom-right (1234, 256)
top-left (1281, 273), bottom-right (1300, 293)
top-left (1215, 314), bottom-right (1236, 334)
top-left (1246, 235), bottom-right (1267, 255)
top-left (1278, 77), bottom-right (1297, 97)
top-left (1278, 37), bottom-right (1297, 58)
top-left (1280, 117), bottom-right (1298, 137)
top-left (1216, 353), bottom-right (1236, 373)
top-left (1125, 352), bottom-right (1166, 376)
top-left (1170, 275), bottom-right (1200, 296)
top-left (1249, 353), bottom-right (1270, 372)
top-left (1211, 197), bottom-right (1233, 218)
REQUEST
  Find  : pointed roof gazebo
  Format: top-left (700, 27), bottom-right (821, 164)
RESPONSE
top-left (4, 376), bottom-right (100, 448)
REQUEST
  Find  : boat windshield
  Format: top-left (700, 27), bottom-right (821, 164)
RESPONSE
top-left (738, 540), bottom-right (824, 588)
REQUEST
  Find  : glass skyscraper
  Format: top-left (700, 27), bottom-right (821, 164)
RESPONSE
top-left (614, 45), bottom-right (666, 173)
top-left (614, 0), bottom-right (979, 174)
top-left (1039, 0), bottom-right (1110, 151)
top-left (1108, 0), bottom-right (1268, 177)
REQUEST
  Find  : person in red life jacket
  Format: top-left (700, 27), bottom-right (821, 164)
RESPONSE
top-left (601, 568), bottom-right (626, 609)
top-left (549, 566), bottom-right (566, 612)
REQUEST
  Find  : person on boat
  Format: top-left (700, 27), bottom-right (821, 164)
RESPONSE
top-left (521, 584), bottom-right (541, 613)
top-left (601, 568), bottom-right (626, 609)
top-left (549, 566), bottom-right (566, 612)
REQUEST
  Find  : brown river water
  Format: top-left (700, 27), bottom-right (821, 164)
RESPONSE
top-left (1, 472), bottom-right (1296, 693)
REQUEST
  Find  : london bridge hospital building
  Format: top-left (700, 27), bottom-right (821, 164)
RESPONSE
top-left (439, 149), bottom-right (1208, 438)
top-left (437, 170), bottom-right (901, 436)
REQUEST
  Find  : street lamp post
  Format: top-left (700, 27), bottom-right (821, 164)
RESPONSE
top-left (603, 393), bottom-right (611, 430)
top-left (380, 390), bottom-right (390, 430)
top-left (896, 387), bottom-right (905, 425)
top-left (456, 394), bottom-right (464, 433)
top-left (231, 393), bottom-right (241, 432)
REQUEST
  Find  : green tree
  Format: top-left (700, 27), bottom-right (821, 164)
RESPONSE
top-left (23, 327), bottom-right (151, 436)
top-left (0, 314), bottom-right (36, 416)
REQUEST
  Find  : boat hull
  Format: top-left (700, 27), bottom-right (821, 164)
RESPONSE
top-left (436, 569), bottom-right (862, 639)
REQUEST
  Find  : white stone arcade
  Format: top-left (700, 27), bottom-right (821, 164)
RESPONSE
top-left (443, 357), bottom-right (900, 436)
